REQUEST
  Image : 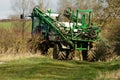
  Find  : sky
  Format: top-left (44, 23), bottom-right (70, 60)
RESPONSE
top-left (0, 0), bottom-right (13, 19)
top-left (0, 0), bottom-right (59, 19)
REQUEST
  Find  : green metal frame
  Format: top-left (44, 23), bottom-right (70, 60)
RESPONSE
top-left (31, 7), bottom-right (101, 51)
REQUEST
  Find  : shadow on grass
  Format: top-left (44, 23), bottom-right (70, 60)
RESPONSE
top-left (108, 64), bottom-right (120, 71)
top-left (0, 59), bottom-right (94, 80)
top-left (0, 57), bottom-right (119, 80)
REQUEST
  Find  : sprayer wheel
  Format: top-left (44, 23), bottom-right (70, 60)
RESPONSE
top-left (53, 44), bottom-right (67, 60)
top-left (53, 44), bottom-right (59, 59)
top-left (67, 51), bottom-right (74, 60)
top-left (87, 48), bottom-right (96, 61)
top-left (58, 51), bottom-right (67, 60)
top-left (38, 42), bottom-right (49, 55)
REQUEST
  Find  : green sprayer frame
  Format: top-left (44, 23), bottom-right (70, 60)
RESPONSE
top-left (30, 7), bottom-right (101, 60)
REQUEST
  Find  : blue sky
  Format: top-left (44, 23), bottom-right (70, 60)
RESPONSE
top-left (0, 0), bottom-right (59, 19)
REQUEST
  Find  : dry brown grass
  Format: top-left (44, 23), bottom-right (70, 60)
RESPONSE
top-left (96, 70), bottom-right (120, 80)
top-left (0, 21), bottom-right (49, 61)
top-left (0, 52), bottom-right (44, 61)
top-left (0, 28), bottom-right (28, 54)
top-left (0, 21), bottom-right (31, 55)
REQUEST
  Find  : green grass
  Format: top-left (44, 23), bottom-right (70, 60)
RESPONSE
top-left (0, 57), bottom-right (120, 80)
top-left (0, 21), bottom-right (32, 30)
top-left (0, 21), bottom-right (12, 29)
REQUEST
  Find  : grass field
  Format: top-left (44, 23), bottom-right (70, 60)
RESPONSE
top-left (0, 20), bottom-right (31, 30)
top-left (0, 21), bottom-right (12, 29)
top-left (0, 56), bottom-right (120, 80)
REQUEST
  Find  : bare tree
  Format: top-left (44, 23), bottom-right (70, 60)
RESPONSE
top-left (11, 0), bottom-right (35, 40)
top-left (11, 0), bottom-right (35, 18)
top-left (92, 0), bottom-right (120, 27)
top-left (58, 0), bottom-right (73, 11)
top-left (37, 0), bottom-right (52, 12)
top-left (106, 0), bottom-right (120, 18)
top-left (104, 0), bottom-right (120, 55)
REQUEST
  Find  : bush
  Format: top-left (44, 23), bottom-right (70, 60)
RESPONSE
top-left (0, 21), bottom-right (31, 54)
top-left (95, 19), bottom-right (120, 61)
top-left (103, 20), bottom-right (120, 55)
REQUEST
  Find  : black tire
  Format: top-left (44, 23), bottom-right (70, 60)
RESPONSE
top-left (53, 44), bottom-right (67, 60)
top-left (67, 51), bottom-right (74, 60)
top-left (82, 50), bottom-right (88, 61)
top-left (38, 42), bottom-right (49, 55)
top-left (58, 51), bottom-right (67, 60)
top-left (82, 42), bottom-right (88, 61)
top-left (87, 42), bottom-right (96, 61)
top-left (27, 38), bottom-right (49, 54)
top-left (53, 44), bottom-right (59, 59)
top-left (82, 42), bottom-right (96, 61)
top-left (87, 48), bottom-right (96, 61)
